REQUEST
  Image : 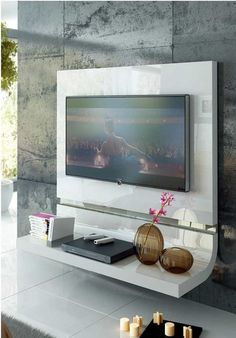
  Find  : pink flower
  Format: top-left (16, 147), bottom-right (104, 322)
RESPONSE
top-left (160, 192), bottom-right (174, 206)
top-left (158, 208), bottom-right (167, 216)
top-left (149, 191), bottom-right (174, 224)
top-left (153, 216), bottom-right (159, 224)
top-left (149, 208), bottom-right (157, 215)
top-left (160, 192), bottom-right (167, 204)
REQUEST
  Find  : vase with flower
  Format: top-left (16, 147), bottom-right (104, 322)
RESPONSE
top-left (134, 192), bottom-right (174, 265)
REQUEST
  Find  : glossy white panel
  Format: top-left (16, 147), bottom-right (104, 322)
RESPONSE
top-left (17, 234), bottom-right (217, 298)
top-left (57, 62), bottom-right (217, 225)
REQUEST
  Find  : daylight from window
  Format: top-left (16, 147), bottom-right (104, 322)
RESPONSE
top-left (1, 1), bottom-right (18, 180)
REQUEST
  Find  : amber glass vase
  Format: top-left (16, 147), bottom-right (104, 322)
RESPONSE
top-left (159, 247), bottom-right (193, 274)
top-left (134, 223), bottom-right (164, 265)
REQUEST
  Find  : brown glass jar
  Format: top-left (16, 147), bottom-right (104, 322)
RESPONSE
top-left (159, 247), bottom-right (193, 274)
top-left (134, 223), bottom-right (164, 265)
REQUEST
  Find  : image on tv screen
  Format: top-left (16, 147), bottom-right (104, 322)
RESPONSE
top-left (66, 95), bottom-right (189, 191)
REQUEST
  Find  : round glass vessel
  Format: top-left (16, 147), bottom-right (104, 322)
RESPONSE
top-left (134, 223), bottom-right (164, 265)
top-left (159, 247), bottom-right (193, 274)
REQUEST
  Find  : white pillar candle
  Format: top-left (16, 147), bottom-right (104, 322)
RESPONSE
top-left (165, 322), bottom-right (175, 337)
top-left (183, 326), bottom-right (192, 338)
top-left (133, 315), bottom-right (143, 333)
top-left (183, 326), bottom-right (188, 338)
top-left (153, 312), bottom-right (163, 325)
top-left (158, 313), bottom-right (163, 325)
top-left (120, 317), bottom-right (130, 331)
top-left (133, 315), bottom-right (143, 327)
top-left (188, 327), bottom-right (192, 338)
top-left (153, 312), bottom-right (157, 323)
top-left (129, 323), bottom-right (139, 337)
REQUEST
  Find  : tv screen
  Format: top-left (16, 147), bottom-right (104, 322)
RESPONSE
top-left (66, 95), bottom-right (190, 191)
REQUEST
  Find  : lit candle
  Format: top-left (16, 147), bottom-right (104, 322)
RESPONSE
top-left (165, 322), bottom-right (175, 337)
top-left (120, 317), bottom-right (130, 331)
top-left (130, 323), bottom-right (139, 337)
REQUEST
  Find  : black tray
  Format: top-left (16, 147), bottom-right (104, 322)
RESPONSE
top-left (140, 319), bottom-right (202, 338)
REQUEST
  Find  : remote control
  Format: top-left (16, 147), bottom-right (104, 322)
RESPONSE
top-left (94, 237), bottom-right (115, 245)
top-left (83, 234), bottom-right (105, 241)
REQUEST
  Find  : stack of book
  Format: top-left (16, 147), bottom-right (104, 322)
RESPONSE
top-left (29, 212), bottom-right (55, 240)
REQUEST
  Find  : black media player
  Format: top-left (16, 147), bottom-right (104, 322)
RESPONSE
top-left (61, 237), bottom-right (134, 264)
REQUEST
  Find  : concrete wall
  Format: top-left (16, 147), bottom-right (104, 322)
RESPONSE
top-left (18, 1), bottom-right (236, 313)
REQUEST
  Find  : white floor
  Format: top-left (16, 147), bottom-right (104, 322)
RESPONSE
top-left (1, 195), bottom-right (236, 338)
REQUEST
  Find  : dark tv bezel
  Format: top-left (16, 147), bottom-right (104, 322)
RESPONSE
top-left (65, 95), bottom-right (190, 192)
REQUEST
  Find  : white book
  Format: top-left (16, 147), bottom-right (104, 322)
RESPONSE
top-left (30, 232), bottom-right (47, 240)
top-left (29, 217), bottom-right (45, 223)
top-left (30, 224), bottom-right (47, 232)
top-left (29, 218), bottom-right (48, 224)
top-left (29, 213), bottom-right (55, 219)
top-left (29, 222), bottom-right (47, 229)
top-left (30, 228), bottom-right (47, 235)
top-left (29, 218), bottom-right (46, 223)
top-left (30, 221), bottom-right (47, 227)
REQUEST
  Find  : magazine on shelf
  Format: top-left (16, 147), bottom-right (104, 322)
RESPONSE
top-left (28, 212), bottom-right (75, 244)
top-left (29, 212), bottom-right (55, 240)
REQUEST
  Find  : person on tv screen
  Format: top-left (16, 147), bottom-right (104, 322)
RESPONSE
top-left (95, 118), bottom-right (148, 171)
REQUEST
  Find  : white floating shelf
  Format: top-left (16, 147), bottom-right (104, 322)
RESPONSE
top-left (17, 233), bottom-right (217, 298)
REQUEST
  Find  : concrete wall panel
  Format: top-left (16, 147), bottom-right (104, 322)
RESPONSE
top-left (18, 1), bottom-right (64, 59)
top-left (17, 180), bottom-right (56, 237)
top-left (173, 2), bottom-right (236, 44)
top-left (65, 1), bottom-right (172, 49)
top-left (18, 56), bottom-right (63, 183)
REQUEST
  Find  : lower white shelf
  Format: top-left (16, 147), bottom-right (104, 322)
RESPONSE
top-left (17, 234), bottom-right (217, 298)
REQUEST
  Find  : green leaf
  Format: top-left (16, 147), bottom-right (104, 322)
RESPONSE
top-left (1, 22), bottom-right (17, 93)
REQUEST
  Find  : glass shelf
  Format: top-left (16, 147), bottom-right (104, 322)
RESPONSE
top-left (59, 199), bottom-right (217, 235)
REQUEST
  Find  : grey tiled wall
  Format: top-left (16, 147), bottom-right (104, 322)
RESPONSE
top-left (18, 1), bottom-right (236, 313)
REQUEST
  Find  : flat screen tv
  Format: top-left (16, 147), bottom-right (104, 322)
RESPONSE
top-left (66, 95), bottom-right (190, 192)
